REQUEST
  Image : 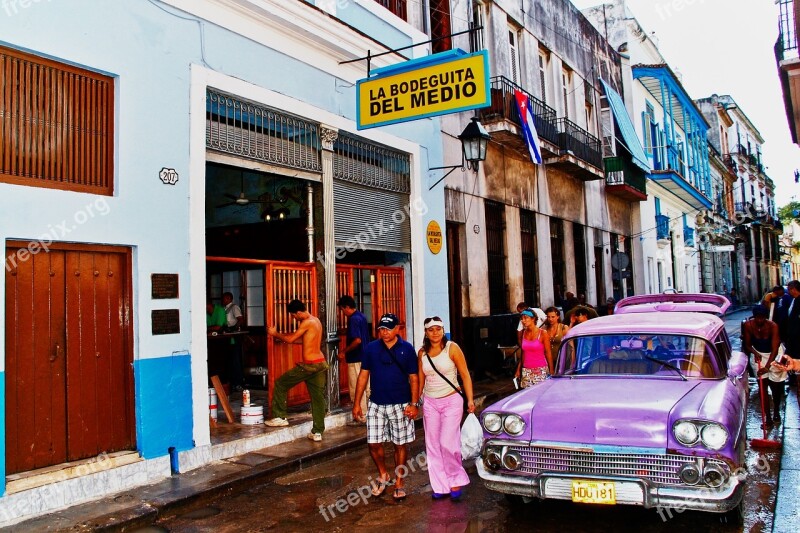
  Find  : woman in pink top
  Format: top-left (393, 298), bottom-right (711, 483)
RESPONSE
top-left (417, 316), bottom-right (475, 500)
top-left (516, 308), bottom-right (552, 388)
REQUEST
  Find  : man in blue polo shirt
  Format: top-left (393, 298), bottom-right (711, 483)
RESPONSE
top-left (353, 313), bottom-right (419, 502)
top-left (337, 295), bottom-right (372, 425)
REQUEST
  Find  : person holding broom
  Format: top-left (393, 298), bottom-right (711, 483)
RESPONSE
top-left (742, 305), bottom-right (787, 427)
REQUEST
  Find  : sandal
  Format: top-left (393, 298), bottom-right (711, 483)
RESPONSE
top-left (370, 476), bottom-right (393, 497)
top-left (392, 487), bottom-right (407, 501)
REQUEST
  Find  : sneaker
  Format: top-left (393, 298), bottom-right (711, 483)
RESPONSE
top-left (307, 432), bottom-right (323, 442)
top-left (264, 417), bottom-right (289, 427)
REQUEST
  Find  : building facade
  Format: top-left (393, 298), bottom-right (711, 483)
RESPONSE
top-left (436, 0), bottom-right (646, 355)
top-left (583, 2), bottom-right (710, 297)
top-left (696, 94), bottom-right (783, 303)
top-left (0, 0), bottom-right (450, 523)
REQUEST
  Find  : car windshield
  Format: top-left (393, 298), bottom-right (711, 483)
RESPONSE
top-left (554, 334), bottom-right (721, 379)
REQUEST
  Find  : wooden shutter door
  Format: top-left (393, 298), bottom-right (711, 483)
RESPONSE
top-left (374, 267), bottom-right (406, 339)
top-left (65, 249), bottom-right (134, 461)
top-left (335, 267), bottom-right (354, 395)
top-left (5, 247), bottom-right (68, 474)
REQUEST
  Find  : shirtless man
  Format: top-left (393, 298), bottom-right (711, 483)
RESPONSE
top-left (264, 299), bottom-right (329, 441)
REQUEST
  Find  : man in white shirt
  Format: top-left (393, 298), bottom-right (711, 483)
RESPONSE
top-left (222, 292), bottom-right (245, 392)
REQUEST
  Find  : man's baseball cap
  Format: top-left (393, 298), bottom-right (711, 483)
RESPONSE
top-left (377, 313), bottom-right (399, 329)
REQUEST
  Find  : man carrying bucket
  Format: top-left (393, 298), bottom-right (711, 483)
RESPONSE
top-left (264, 300), bottom-right (329, 442)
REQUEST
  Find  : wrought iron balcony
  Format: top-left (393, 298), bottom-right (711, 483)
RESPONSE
top-left (722, 154), bottom-right (738, 174)
top-left (683, 226), bottom-right (695, 247)
top-left (556, 117), bottom-right (602, 170)
top-left (604, 155), bottom-right (647, 201)
top-left (777, 0), bottom-right (798, 62)
top-left (479, 76), bottom-right (560, 157)
top-left (656, 214), bottom-right (670, 240)
top-left (734, 201), bottom-right (755, 223)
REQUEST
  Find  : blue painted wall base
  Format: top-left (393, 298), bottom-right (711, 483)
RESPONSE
top-left (134, 355), bottom-right (194, 461)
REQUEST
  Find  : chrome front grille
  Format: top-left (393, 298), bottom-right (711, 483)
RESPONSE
top-left (509, 446), bottom-right (726, 486)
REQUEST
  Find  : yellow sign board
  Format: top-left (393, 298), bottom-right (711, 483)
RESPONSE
top-left (357, 50), bottom-right (490, 129)
top-left (426, 220), bottom-right (443, 255)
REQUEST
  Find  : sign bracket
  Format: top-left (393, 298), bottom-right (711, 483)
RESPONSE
top-left (340, 25), bottom-right (483, 77)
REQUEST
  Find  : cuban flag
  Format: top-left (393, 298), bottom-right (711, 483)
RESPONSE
top-left (514, 89), bottom-right (543, 165)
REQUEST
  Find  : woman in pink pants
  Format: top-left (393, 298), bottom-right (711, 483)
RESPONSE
top-left (417, 316), bottom-right (475, 499)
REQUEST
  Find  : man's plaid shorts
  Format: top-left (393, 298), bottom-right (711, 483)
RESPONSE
top-left (366, 401), bottom-right (415, 445)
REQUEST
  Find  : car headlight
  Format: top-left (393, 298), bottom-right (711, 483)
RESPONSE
top-left (700, 423), bottom-right (728, 450)
top-left (483, 413), bottom-right (502, 434)
top-left (502, 414), bottom-right (526, 436)
top-left (674, 420), bottom-right (699, 446)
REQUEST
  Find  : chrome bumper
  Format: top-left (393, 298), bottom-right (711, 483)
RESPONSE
top-left (475, 458), bottom-right (744, 513)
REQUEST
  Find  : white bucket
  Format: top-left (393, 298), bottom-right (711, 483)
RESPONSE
top-left (209, 388), bottom-right (218, 420)
top-left (240, 404), bottom-right (264, 425)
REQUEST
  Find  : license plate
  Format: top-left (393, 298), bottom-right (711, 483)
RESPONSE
top-left (571, 480), bottom-right (616, 504)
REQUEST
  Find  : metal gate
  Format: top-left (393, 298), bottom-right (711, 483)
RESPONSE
top-left (335, 265), bottom-right (406, 398)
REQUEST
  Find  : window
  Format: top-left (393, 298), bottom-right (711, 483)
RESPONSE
top-left (562, 67), bottom-right (572, 119)
top-left (538, 49), bottom-right (549, 104)
top-left (470, 1), bottom-right (485, 53)
top-left (642, 101), bottom-right (655, 155)
top-left (520, 209), bottom-right (539, 307)
top-left (485, 201), bottom-right (507, 314)
top-left (508, 28), bottom-right (520, 85)
top-left (585, 102), bottom-right (595, 136)
top-left (373, 0), bottom-right (407, 20)
top-left (430, 0), bottom-right (452, 53)
top-left (0, 46), bottom-right (114, 194)
top-left (550, 218), bottom-right (565, 306)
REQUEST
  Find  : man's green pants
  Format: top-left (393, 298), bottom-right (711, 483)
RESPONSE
top-left (270, 361), bottom-right (329, 434)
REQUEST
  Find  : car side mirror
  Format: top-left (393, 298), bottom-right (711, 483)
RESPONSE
top-left (727, 352), bottom-right (748, 379)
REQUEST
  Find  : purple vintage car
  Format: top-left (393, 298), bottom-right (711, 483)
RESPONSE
top-left (477, 298), bottom-right (748, 523)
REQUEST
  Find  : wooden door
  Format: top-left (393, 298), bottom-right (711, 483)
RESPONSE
top-left (374, 267), bottom-right (406, 339)
top-left (5, 243), bottom-right (134, 474)
top-left (265, 262), bottom-right (317, 407)
top-left (65, 249), bottom-right (135, 460)
top-left (5, 246), bottom-right (67, 473)
top-left (446, 222), bottom-right (464, 344)
top-left (335, 267), bottom-right (354, 395)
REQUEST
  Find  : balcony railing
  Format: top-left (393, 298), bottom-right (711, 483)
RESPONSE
top-left (604, 156), bottom-right (647, 197)
top-left (556, 117), bottom-right (602, 169)
top-left (683, 226), bottom-right (695, 247)
top-left (656, 214), bottom-right (670, 240)
top-left (722, 154), bottom-right (738, 173)
top-left (777, 0), bottom-right (798, 61)
top-left (481, 76), bottom-right (560, 146)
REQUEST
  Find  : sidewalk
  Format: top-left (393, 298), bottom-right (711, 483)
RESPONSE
top-left (5, 375), bottom-right (517, 532)
top-left (773, 383), bottom-right (799, 533)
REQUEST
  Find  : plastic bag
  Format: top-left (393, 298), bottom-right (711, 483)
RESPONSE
top-left (460, 413), bottom-right (483, 461)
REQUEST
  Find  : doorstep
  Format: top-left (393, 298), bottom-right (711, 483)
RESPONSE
top-left (5, 451), bottom-right (142, 495)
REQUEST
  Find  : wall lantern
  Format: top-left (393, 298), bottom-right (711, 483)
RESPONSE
top-left (428, 117), bottom-right (490, 190)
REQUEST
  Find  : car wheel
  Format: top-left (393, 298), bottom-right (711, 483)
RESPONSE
top-left (719, 499), bottom-right (744, 525)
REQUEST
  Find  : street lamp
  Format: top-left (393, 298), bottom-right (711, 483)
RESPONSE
top-left (429, 117), bottom-right (490, 190)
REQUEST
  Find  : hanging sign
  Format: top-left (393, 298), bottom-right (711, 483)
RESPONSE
top-left (426, 220), bottom-right (443, 254)
top-left (357, 49), bottom-right (490, 130)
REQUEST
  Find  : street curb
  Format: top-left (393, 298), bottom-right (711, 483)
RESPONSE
top-left (19, 384), bottom-right (517, 532)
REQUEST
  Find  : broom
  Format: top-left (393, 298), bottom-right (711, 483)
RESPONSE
top-left (750, 352), bottom-right (781, 450)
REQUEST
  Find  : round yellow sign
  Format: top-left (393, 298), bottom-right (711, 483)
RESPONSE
top-left (426, 220), bottom-right (443, 254)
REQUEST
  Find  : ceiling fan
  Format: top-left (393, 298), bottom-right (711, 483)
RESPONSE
top-left (215, 175), bottom-right (267, 208)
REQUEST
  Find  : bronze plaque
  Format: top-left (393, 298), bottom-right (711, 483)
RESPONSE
top-left (152, 309), bottom-right (180, 335)
top-left (151, 273), bottom-right (179, 299)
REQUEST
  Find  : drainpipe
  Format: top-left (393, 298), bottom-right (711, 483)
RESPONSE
top-left (306, 182), bottom-right (314, 262)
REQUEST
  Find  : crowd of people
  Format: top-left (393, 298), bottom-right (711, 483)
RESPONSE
top-left (741, 282), bottom-right (800, 427)
top-left (257, 284), bottom-right (799, 503)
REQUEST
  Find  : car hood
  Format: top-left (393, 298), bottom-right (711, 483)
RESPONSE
top-left (493, 379), bottom-right (701, 449)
